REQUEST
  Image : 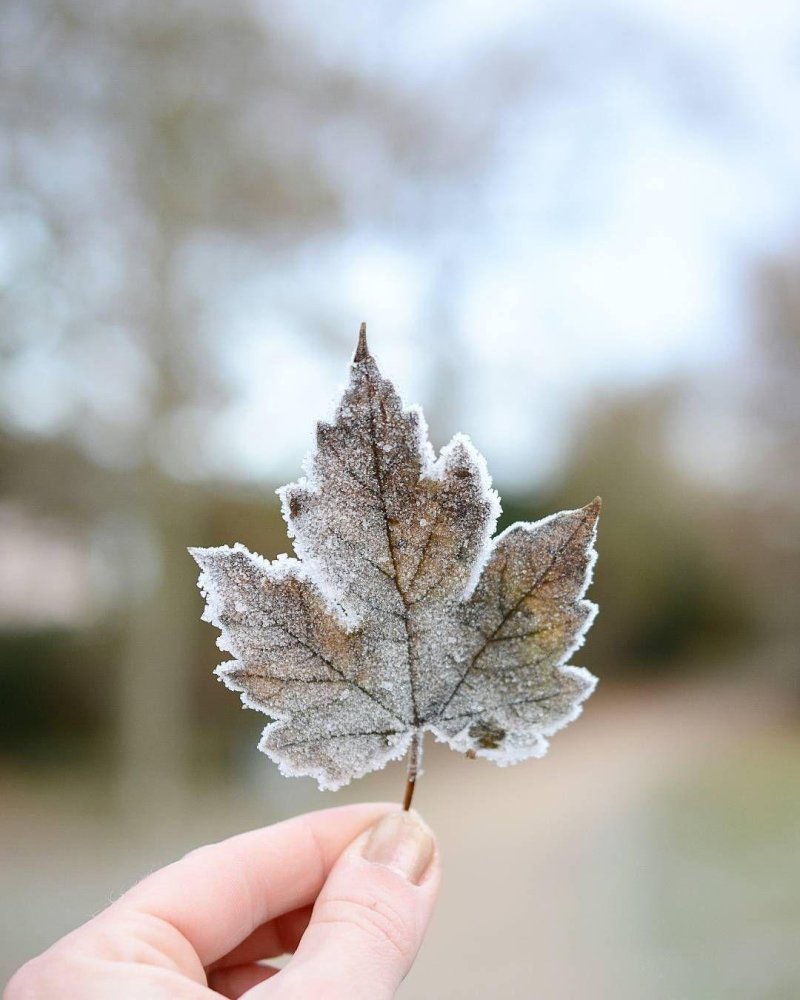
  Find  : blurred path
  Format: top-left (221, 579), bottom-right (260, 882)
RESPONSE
top-left (401, 674), bottom-right (788, 999)
top-left (0, 674), bottom-right (789, 996)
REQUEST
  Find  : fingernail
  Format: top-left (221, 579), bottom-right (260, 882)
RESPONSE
top-left (362, 811), bottom-right (435, 885)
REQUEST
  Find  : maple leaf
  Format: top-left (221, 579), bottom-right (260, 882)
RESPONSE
top-left (190, 326), bottom-right (599, 803)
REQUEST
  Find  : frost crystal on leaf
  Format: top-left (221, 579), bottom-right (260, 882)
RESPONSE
top-left (190, 326), bottom-right (599, 791)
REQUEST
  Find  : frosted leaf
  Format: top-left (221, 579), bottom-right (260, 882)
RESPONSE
top-left (190, 325), bottom-right (600, 791)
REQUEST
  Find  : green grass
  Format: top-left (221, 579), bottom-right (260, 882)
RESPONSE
top-left (640, 732), bottom-right (800, 1000)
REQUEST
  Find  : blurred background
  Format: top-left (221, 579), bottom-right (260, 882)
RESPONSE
top-left (1, 0), bottom-right (799, 995)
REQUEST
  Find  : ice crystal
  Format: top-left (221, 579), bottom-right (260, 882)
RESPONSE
top-left (191, 326), bottom-right (599, 791)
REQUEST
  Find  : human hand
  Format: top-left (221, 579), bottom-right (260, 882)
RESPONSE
top-left (5, 804), bottom-right (439, 1000)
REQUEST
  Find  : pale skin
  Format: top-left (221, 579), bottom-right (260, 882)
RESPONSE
top-left (4, 804), bottom-right (440, 1000)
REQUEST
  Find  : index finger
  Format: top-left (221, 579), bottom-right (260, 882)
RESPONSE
top-left (116, 802), bottom-right (394, 966)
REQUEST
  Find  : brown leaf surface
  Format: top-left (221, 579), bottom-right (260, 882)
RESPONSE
top-left (191, 327), bottom-right (599, 789)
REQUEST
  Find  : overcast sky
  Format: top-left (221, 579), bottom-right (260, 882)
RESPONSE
top-left (3, 0), bottom-right (800, 490)
top-left (204, 0), bottom-right (800, 488)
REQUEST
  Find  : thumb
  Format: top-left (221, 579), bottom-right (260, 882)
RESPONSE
top-left (253, 810), bottom-right (440, 1000)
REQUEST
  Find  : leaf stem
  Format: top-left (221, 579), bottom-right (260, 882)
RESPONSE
top-left (402, 729), bottom-right (424, 810)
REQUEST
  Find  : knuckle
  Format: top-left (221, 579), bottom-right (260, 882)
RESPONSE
top-left (5, 955), bottom-right (57, 998)
top-left (178, 842), bottom-right (215, 866)
top-left (315, 891), bottom-right (416, 960)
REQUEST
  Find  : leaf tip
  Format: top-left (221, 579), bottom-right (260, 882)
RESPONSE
top-left (353, 322), bottom-right (370, 363)
top-left (187, 546), bottom-right (206, 567)
top-left (582, 496), bottom-right (602, 521)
